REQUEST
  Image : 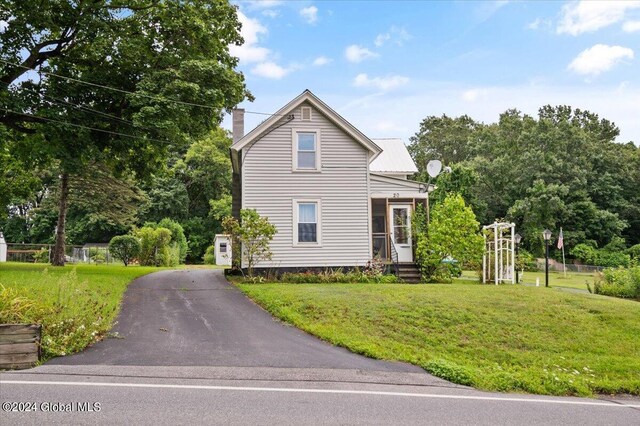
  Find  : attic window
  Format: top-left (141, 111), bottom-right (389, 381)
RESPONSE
top-left (301, 107), bottom-right (312, 121)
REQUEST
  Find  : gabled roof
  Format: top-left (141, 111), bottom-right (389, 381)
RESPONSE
top-left (230, 90), bottom-right (382, 159)
top-left (369, 138), bottom-right (418, 174)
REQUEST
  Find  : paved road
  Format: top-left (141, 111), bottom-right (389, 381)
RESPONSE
top-left (1, 367), bottom-right (639, 425)
top-left (48, 269), bottom-right (421, 372)
top-left (4, 269), bottom-right (639, 424)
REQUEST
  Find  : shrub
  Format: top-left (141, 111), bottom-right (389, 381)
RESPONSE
top-left (571, 243), bottom-right (630, 267)
top-left (415, 195), bottom-right (484, 283)
top-left (135, 226), bottom-right (172, 266)
top-left (88, 247), bottom-right (106, 263)
top-left (628, 244), bottom-right (640, 261)
top-left (156, 218), bottom-right (188, 263)
top-left (276, 268), bottom-right (398, 284)
top-left (571, 243), bottom-right (598, 265)
top-left (593, 266), bottom-right (640, 299)
top-left (516, 249), bottom-right (537, 272)
top-left (108, 235), bottom-right (141, 266)
top-left (33, 247), bottom-right (50, 263)
top-left (203, 245), bottom-right (216, 265)
top-left (597, 251), bottom-right (631, 268)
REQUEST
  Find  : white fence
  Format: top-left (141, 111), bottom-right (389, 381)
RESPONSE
top-left (3, 243), bottom-right (113, 264)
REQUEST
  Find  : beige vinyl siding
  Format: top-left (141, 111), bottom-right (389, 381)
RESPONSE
top-left (370, 174), bottom-right (424, 197)
top-left (242, 102), bottom-right (371, 267)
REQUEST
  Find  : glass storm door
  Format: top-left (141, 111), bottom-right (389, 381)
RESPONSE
top-left (389, 204), bottom-right (412, 263)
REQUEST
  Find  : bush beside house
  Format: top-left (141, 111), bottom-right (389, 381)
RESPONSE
top-left (414, 194), bottom-right (484, 282)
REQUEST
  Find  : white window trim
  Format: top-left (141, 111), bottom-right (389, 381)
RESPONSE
top-left (292, 128), bottom-right (321, 172)
top-left (292, 198), bottom-right (322, 247)
top-left (301, 106), bottom-right (312, 121)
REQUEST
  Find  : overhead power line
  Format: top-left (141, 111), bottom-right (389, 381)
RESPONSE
top-left (1, 108), bottom-right (172, 145)
top-left (0, 58), bottom-right (289, 117)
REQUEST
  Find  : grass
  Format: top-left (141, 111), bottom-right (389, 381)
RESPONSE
top-left (460, 270), bottom-right (595, 290)
top-left (0, 262), bottom-right (171, 360)
top-left (238, 282), bottom-right (640, 397)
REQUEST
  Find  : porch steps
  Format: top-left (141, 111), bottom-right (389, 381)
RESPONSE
top-left (397, 263), bottom-right (421, 283)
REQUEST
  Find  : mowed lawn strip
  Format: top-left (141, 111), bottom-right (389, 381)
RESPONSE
top-left (460, 270), bottom-right (595, 290)
top-left (0, 263), bottom-right (161, 360)
top-left (238, 283), bottom-right (640, 397)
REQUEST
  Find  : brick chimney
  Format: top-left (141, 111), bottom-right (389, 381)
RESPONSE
top-left (232, 108), bottom-right (245, 143)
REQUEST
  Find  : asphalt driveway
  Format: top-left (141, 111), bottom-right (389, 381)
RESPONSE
top-left (48, 269), bottom-right (421, 372)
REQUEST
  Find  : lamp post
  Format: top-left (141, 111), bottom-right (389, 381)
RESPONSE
top-left (514, 233), bottom-right (522, 284)
top-left (542, 229), bottom-right (552, 288)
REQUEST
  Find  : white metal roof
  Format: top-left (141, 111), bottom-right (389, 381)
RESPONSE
top-left (369, 138), bottom-right (418, 174)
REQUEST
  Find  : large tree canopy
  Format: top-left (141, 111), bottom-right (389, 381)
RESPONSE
top-left (0, 0), bottom-right (250, 264)
top-left (409, 106), bottom-right (640, 255)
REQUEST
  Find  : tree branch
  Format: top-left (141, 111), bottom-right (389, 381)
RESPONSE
top-left (0, 34), bottom-right (76, 87)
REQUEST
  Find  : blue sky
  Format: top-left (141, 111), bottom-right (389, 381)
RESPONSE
top-left (223, 1), bottom-right (640, 144)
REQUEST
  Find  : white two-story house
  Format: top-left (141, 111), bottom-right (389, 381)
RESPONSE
top-left (230, 90), bottom-right (430, 278)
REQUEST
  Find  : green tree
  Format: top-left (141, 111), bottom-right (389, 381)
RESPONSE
top-left (108, 235), bottom-right (141, 266)
top-left (408, 105), bottom-right (638, 255)
top-left (415, 194), bottom-right (484, 282)
top-left (1, 0), bottom-right (250, 265)
top-left (222, 209), bottom-right (277, 277)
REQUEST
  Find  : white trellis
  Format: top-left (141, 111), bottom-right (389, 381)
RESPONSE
top-left (482, 222), bottom-right (516, 285)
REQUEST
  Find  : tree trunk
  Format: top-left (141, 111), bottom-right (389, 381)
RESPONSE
top-left (51, 173), bottom-right (70, 266)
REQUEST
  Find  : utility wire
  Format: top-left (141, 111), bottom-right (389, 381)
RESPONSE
top-left (0, 58), bottom-right (217, 110)
top-left (1, 108), bottom-right (172, 145)
top-left (0, 79), bottom-right (164, 133)
top-left (43, 94), bottom-right (165, 134)
top-left (0, 58), bottom-right (289, 117)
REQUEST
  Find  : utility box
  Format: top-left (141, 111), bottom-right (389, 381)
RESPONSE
top-left (214, 234), bottom-right (232, 266)
top-left (0, 232), bottom-right (7, 262)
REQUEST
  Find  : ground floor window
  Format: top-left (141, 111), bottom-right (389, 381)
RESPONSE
top-left (294, 199), bottom-right (321, 245)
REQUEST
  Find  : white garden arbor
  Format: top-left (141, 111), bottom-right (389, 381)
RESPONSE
top-left (482, 222), bottom-right (516, 285)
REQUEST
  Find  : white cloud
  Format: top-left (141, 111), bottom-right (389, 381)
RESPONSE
top-left (344, 45), bottom-right (378, 63)
top-left (568, 44), bottom-right (634, 76)
top-left (300, 6), bottom-right (318, 24)
top-left (331, 82), bottom-right (640, 144)
top-left (262, 9), bottom-right (279, 18)
top-left (557, 1), bottom-right (640, 35)
top-left (461, 88), bottom-right (490, 102)
top-left (229, 11), bottom-right (270, 63)
top-left (243, 0), bottom-right (282, 9)
top-left (527, 18), bottom-right (542, 30)
top-left (623, 20), bottom-right (640, 32)
top-left (251, 61), bottom-right (292, 79)
top-left (313, 56), bottom-right (331, 66)
top-left (353, 73), bottom-right (409, 91)
top-left (0, 20), bottom-right (7, 33)
top-left (374, 26), bottom-right (411, 47)
top-left (527, 18), bottom-right (553, 31)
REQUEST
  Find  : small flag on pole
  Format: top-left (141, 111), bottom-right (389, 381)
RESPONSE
top-left (557, 228), bottom-right (564, 250)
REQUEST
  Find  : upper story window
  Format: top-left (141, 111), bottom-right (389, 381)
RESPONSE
top-left (292, 130), bottom-right (321, 171)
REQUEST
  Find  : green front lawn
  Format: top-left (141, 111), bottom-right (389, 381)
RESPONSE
top-left (238, 282), bottom-right (640, 397)
top-left (0, 263), bottom-right (162, 360)
top-left (461, 270), bottom-right (595, 290)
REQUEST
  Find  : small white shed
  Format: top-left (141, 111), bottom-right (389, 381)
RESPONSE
top-left (0, 232), bottom-right (7, 262)
top-left (214, 234), bottom-right (232, 266)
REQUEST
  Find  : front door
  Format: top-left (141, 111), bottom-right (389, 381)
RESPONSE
top-left (389, 204), bottom-right (412, 263)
